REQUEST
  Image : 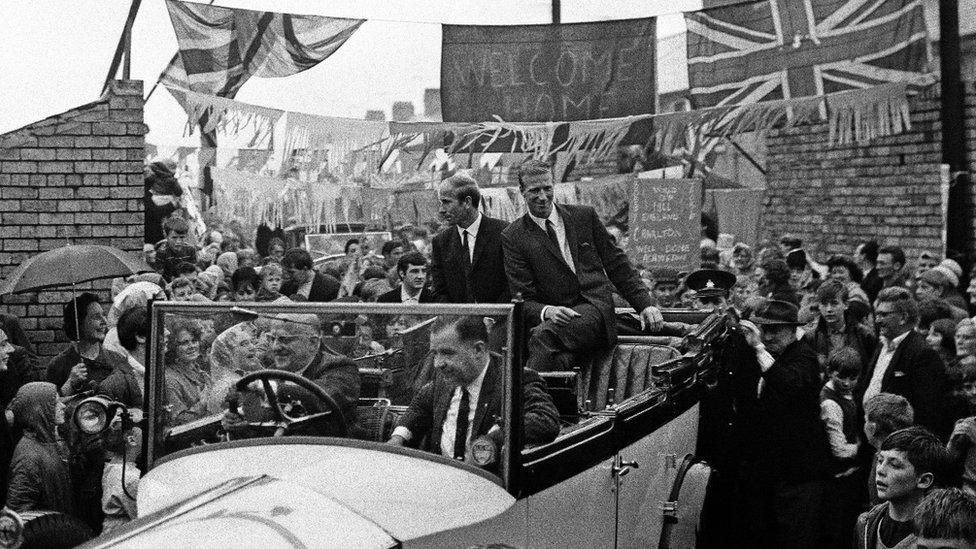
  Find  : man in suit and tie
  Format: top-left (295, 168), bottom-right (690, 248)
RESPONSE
top-left (502, 159), bottom-right (664, 372)
top-left (430, 173), bottom-right (510, 304)
top-left (857, 286), bottom-right (949, 437)
top-left (377, 251), bottom-right (434, 304)
top-left (387, 316), bottom-right (560, 463)
top-left (280, 248), bottom-right (341, 302)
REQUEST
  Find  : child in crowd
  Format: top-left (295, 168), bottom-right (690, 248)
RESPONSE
top-left (649, 268), bottom-right (680, 308)
top-left (167, 277), bottom-right (195, 301)
top-left (913, 488), bottom-right (976, 548)
top-left (153, 217), bottom-right (197, 281)
top-left (864, 393), bottom-right (915, 504)
top-left (230, 267), bottom-right (261, 302)
top-left (820, 347), bottom-right (863, 549)
top-left (856, 427), bottom-right (951, 549)
top-left (101, 421), bottom-right (142, 533)
top-left (257, 263), bottom-right (283, 302)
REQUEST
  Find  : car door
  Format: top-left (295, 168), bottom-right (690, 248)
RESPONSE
top-left (613, 398), bottom-right (701, 549)
top-left (522, 416), bottom-right (618, 548)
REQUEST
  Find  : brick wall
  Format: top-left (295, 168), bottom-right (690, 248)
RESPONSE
top-left (0, 80), bottom-right (147, 358)
top-left (762, 85), bottom-right (945, 262)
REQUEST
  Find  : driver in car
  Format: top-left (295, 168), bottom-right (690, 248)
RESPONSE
top-left (222, 314), bottom-right (360, 436)
top-left (388, 316), bottom-right (560, 464)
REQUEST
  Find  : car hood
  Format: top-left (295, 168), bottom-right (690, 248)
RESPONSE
top-left (87, 438), bottom-right (515, 547)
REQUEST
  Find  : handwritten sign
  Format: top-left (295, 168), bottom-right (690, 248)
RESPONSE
top-left (441, 18), bottom-right (656, 122)
top-left (627, 179), bottom-right (701, 272)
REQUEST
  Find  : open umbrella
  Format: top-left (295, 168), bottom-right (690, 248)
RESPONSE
top-left (0, 245), bottom-right (154, 295)
top-left (0, 245), bottom-right (155, 339)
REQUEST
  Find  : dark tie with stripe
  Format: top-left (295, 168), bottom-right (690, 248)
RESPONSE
top-left (453, 387), bottom-right (470, 461)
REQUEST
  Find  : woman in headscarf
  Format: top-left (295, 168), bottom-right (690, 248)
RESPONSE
top-left (164, 318), bottom-right (216, 426)
top-left (5, 382), bottom-right (75, 515)
top-left (208, 323), bottom-right (263, 407)
top-left (216, 252), bottom-right (239, 282)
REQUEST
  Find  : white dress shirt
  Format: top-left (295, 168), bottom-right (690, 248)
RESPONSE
top-left (391, 356), bottom-right (491, 461)
top-left (457, 212), bottom-right (482, 263)
top-left (862, 330), bottom-right (910, 407)
top-left (400, 284), bottom-right (422, 305)
top-left (529, 207), bottom-right (577, 322)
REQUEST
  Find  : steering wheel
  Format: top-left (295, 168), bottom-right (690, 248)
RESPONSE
top-left (230, 369), bottom-right (347, 438)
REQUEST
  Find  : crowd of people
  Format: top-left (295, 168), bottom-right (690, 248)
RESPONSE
top-left (0, 157), bottom-right (976, 547)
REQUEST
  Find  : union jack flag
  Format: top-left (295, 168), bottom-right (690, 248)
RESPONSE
top-left (162, 0), bottom-right (364, 98)
top-left (684, 0), bottom-right (933, 108)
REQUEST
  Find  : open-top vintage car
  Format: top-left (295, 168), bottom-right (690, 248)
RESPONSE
top-left (47, 299), bottom-right (733, 549)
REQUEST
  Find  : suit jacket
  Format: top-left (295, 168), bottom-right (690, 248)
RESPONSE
top-left (397, 354), bottom-right (560, 458)
top-left (376, 286), bottom-right (433, 303)
top-left (430, 216), bottom-right (511, 303)
top-left (855, 330), bottom-right (948, 437)
top-left (501, 204), bottom-right (652, 344)
top-left (281, 272), bottom-right (341, 302)
top-left (754, 339), bottom-right (831, 482)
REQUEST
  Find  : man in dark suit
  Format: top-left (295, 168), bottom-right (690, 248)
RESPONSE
top-left (857, 286), bottom-right (948, 437)
top-left (377, 251), bottom-right (433, 304)
top-left (738, 300), bottom-right (831, 549)
top-left (501, 159), bottom-right (663, 372)
top-left (280, 248), bottom-right (340, 302)
top-left (430, 173), bottom-right (510, 304)
top-left (388, 316), bottom-right (559, 464)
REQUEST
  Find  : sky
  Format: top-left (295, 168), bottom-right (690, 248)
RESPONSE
top-left (0, 0), bottom-right (700, 149)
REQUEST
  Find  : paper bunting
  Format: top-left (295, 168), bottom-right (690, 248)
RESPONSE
top-left (280, 111), bottom-right (389, 176)
top-left (168, 87), bottom-right (284, 148)
top-left (827, 83), bottom-right (912, 145)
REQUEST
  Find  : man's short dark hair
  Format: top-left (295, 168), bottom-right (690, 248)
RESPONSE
top-left (63, 292), bottom-right (101, 341)
top-left (815, 279), bottom-right (849, 303)
top-left (878, 245), bottom-right (906, 268)
top-left (381, 240), bottom-right (403, 256)
top-left (865, 393), bottom-right (914, 439)
top-left (397, 251), bottom-right (427, 275)
top-left (826, 254), bottom-right (863, 283)
top-left (914, 488), bottom-right (976, 543)
top-left (880, 427), bottom-right (951, 486)
top-left (442, 172), bottom-right (482, 208)
top-left (162, 216), bottom-right (189, 236)
top-left (859, 240), bottom-right (880, 264)
top-left (117, 306), bottom-right (148, 352)
top-left (344, 238), bottom-right (359, 254)
top-left (282, 248), bottom-right (313, 270)
top-left (433, 315), bottom-right (489, 346)
top-left (231, 267), bottom-right (260, 292)
top-left (516, 158), bottom-right (552, 190)
top-left (876, 286), bottom-right (918, 324)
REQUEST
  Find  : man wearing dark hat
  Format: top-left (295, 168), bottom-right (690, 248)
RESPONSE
top-left (737, 300), bottom-right (831, 549)
top-left (685, 268), bottom-right (736, 311)
top-left (650, 268), bottom-right (682, 308)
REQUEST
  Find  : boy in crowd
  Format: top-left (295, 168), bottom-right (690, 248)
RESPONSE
top-left (153, 217), bottom-right (197, 281)
top-left (649, 268), bottom-right (680, 308)
top-left (864, 393), bottom-right (916, 504)
top-left (804, 280), bottom-right (877, 374)
top-left (856, 427), bottom-right (950, 549)
top-left (820, 348), bottom-right (864, 549)
top-left (913, 488), bottom-right (976, 549)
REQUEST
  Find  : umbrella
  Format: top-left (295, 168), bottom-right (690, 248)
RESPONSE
top-left (0, 245), bottom-right (155, 340)
top-left (0, 245), bottom-right (154, 295)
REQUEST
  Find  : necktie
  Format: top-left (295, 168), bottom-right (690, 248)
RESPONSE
top-left (454, 387), bottom-right (470, 460)
top-left (545, 220), bottom-right (560, 250)
top-left (461, 230), bottom-right (472, 266)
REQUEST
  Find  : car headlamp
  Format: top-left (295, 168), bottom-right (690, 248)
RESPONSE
top-left (73, 396), bottom-right (126, 435)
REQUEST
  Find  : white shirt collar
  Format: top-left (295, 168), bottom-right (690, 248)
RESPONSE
top-left (882, 329), bottom-right (911, 350)
top-left (465, 355), bottom-right (491, 393)
top-left (458, 211), bottom-right (483, 239)
top-left (528, 205), bottom-right (560, 231)
top-left (400, 284), bottom-right (422, 304)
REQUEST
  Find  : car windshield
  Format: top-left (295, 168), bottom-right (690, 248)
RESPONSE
top-left (146, 301), bottom-right (517, 485)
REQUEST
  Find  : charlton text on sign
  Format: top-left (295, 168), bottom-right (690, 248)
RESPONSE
top-left (627, 179), bottom-right (702, 273)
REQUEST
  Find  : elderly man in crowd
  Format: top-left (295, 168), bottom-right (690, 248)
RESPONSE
top-left (857, 287), bottom-right (949, 438)
top-left (738, 299), bottom-right (831, 549)
top-left (388, 316), bottom-right (559, 466)
top-left (501, 159), bottom-right (663, 372)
